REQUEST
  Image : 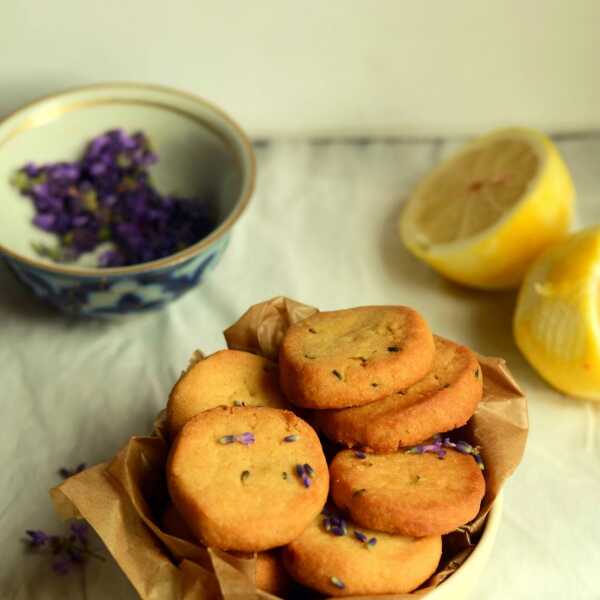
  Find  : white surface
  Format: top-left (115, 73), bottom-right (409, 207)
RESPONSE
top-left (2, 136), bottom-right (600, 599)
top-left (2, 0), bottom-right (600, 137)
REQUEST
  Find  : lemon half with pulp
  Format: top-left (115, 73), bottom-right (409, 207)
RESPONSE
top-left (400, 128), bottom-right (575, 289)
top-left (514, 227), bottom-right (600, 400)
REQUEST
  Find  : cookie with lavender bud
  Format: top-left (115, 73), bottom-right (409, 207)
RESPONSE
top-left (167, 406), bottom-right (328, 552)
top-left (329, 445), bottom-right (485, 537)
top-left (279, 306), bottom-right (435, 409)
top-left (167, 349), bottom-right (287, 439)
top-left (282, 509), bottom-right (441, 596)
top-left (312, 336), bottom-right (482, 451)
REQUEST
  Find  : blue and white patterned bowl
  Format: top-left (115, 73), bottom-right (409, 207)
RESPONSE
top-left (0, 83), bottom-right (255, 317)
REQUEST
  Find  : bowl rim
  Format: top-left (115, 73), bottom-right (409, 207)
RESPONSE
top-left (0, 81), bottom-right (256, 277)
top-left (428, 491), bottom-right (504, 597)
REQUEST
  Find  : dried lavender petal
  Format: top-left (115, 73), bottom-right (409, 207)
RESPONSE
top-left (354, 530), bottom-right (368, 543)
top-left (234, 432), bottom-right (255, 446)
top-left (367, 537), bottom-right (377, 547)
top-left (303, 463), bottom-right (315, 477)
top-left (295, 464), bottom-right (305, 477)
top-left (330, 576), bottom-right (345, 589)
top-left (13, 128), bottom-right (216, 267)
top-left (301, 474), bottom-right (312, 488)
top-left (283, 434), bottom-right (299, 442)
top-left (354, 450), bottom-right (367, 459)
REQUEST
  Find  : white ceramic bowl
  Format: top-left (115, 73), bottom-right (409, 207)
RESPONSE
top-left (429, 493), bottom-right (503, 600)
top-left (0, 83), bottom-right (255, 316)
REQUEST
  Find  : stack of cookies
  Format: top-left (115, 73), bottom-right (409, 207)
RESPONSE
top-left (164, 306), bottom-right (486, 597)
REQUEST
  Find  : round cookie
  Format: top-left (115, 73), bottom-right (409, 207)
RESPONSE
top-left (283, 510), bottom-right (441, 596)
top-left (167, 349), bottom-right (287, 439)
top-left (167, 406), bottom-right (329, 552)
top-left (279, 306), bottom-right (435, 409)
top-left (330, 448), bottom-right (485, 537)
top-left (313, 336), bottom-right (482, 451)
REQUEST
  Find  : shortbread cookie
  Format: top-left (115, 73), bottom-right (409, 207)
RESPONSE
top-left (330, 448), bottom-right (485, 537)
top-left (283, 511), bottom-right (441, 596)
top-left (279, 306), bottom-right (435, 409)
top-left (167, 406), bottom-right (329, 552)
top-left (161, 504), bottom-right (290, 595)
top-left (313, 336), bottom-right (482, 451)
top-left (167, 349), bottom-right (287, 438)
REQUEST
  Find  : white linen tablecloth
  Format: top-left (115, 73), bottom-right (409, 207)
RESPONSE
top-left (1, 136), bottom-right (599, 599)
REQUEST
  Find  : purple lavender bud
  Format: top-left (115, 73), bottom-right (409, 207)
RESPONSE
top-left (354, 530), bottom-right (368, 543)
top-left (367, 537), bottom-right (377, 547)
top-left (436, 448), bottom-right (447, 459)
top-left (26, 530), bottom-right (49, 547)
top-left (354, 450), bottom-right (367, 459)
top-left (69, 522), bottom-right (89, 544)
top-left (235, 432), bottom-right (255, 446)
top-left (330, 576), bottom-right (345, 589)
top-left (330, 526), bottom-right (346, 536)
top-left (33, 213), bottom-right (56, 231)
top-left (303, 463), bottom-right (315, 478)
top-left (295, 464), bottom-right (305, 477)
top-left (301, 474), bottom-right (312, 488)
top-left (283, 434), bottom-right (299, 442)
top-left (474, 454), bottom-right (485, 470)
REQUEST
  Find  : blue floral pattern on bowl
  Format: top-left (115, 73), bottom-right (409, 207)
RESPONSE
top-left (4, 234), bottom-right (229, 317)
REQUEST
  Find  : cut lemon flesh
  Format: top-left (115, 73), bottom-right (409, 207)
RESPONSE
top-left (400, 128), bottom-right (575, 289)
top-left (514, 227), bottom-right (600, 400)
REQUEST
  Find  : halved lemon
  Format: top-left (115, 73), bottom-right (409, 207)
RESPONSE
top-left (400, 128), bottom-right (575, 289)
top-left (514, 227), bottom-right (600, 400)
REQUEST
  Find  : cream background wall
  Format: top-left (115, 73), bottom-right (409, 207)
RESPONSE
top-left (1, 0), bottom-right (598, 137)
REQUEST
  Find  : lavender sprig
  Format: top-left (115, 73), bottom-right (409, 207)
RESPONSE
top-left (23, 522), bottom-right (104, 575)
top-left (217, 432), bottom-right (255, 446)
top-left (405, 435), bottom-right (485, 469)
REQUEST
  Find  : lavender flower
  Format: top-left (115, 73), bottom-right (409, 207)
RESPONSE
top-left (354, 530), bottom-right (368, 543)
top-left (295, 464), bottom-right (312, 488)
top-left (405, 435), bottom-right (484, 469)
top-left (218, 432), bottom-right (255, 446)
top-left (23, 520), bottom-right (103, 575)
top-left (12, 129), bottom-right (215, 268)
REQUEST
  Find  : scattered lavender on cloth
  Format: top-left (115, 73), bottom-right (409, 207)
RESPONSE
top-left (218, 432), bottom-right (255, 446)
top-left (23, 521), bottom-right (104, 575)
top-left (406, 434), bottom-right (485, 469)
top-left (12, 129), bottom-right (215, 267)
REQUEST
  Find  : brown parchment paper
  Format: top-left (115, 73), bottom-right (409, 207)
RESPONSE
top-left (51, 297), bottom-right (528, 600)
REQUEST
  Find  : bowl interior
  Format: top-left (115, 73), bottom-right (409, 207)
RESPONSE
top-left (0, 85), bottom-right (249, 270)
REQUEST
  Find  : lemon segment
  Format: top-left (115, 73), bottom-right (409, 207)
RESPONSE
top-left (400, 128), bottom-right (575, 289)
top-left (514, 227), bottom-right (600, 400)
